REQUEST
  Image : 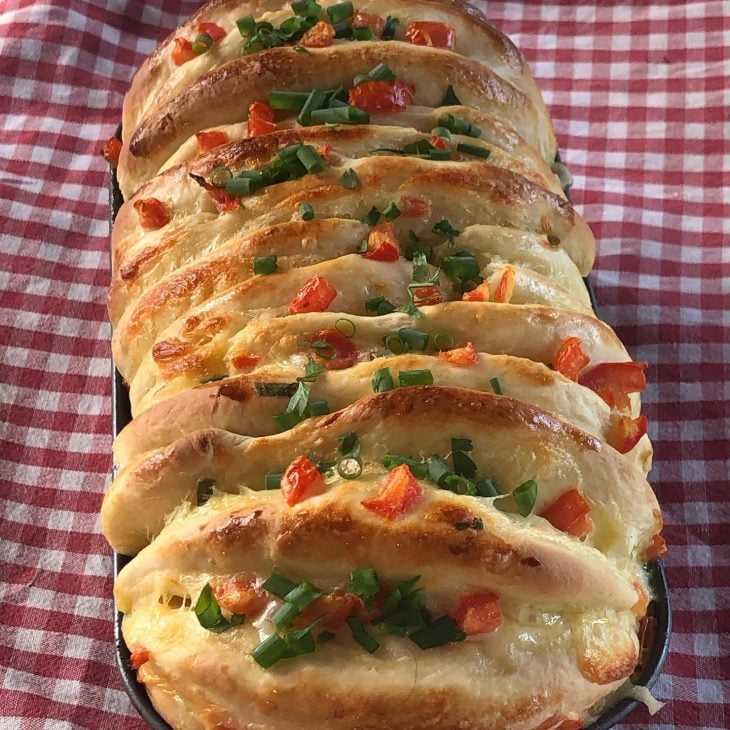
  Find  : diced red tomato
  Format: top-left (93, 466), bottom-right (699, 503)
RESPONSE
top-left (399, 194), bottom-right (430, 218)
top-left (607, 413), bottom-right (648, 454)
top-left (300, 20), bottom-right (335, 47)
top-left (462, 282), bottom-right (490, 302)
top-left (316, 144), bottom-right (333, 164)
top-left (213, 575), bottom-right (268, 616)
top-left (492, 265), bottom-right (515, 304)
top-left (406, 21), bottom-right (456, 49)
top-left (198, 22), bottom-right (227, 42)
top-left (195, 130), bottom-right (229, 155)
top-left (439, 341), bottom-right (478, 367)
top-left (362, 223), bottom-right (400, 261)
top-left (133, 198), bottom-right (171, 230)
top-left (247, 100), bottom-right (278, 137)
top-left (172, 37), bottom-right (196, 65)
top-left (645, 534), bottom-right (668, 561)
top-left (231, 353), bottom-right (260, 371)
top-left (293, 589), bottom-right (363, 631)
top-left (453, 591), bottom-right (503, 635)
top-left (303, 328), bottom-right (358, 370)
top-left (430, 134), bottom-right (450, 150)
top-left (361, 464), bottom-right (422, 520)
top-left (579, 361), bottom-right (648, 412)
top-left (413, 285), bottom-right (442, 306)
top-left (539, 488), bottom-right (593, 538)
top-left (348, 79), bottom-right (415, 112)
top-left (281, 455), bottom-right (326, 506)
top-left (351, 11), bottom-right (385, 35)
top-left (552, 336), bottom-right (590, 381)
top-left (101, 136), bottom-right (122, 166)
top-left (130, 647), bottom-right (150, 670)
top-left (289, 276), bottom-right (338, 314)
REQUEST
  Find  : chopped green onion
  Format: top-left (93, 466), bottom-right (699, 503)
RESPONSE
top-left (326, 1), bottom-right (353, 24)
top-left (426, 455), bottom-right (451, 485)
top-left (192, 33), bottom-right (213, 54)
top-left (398, 327), bottom-right (429, 351)
top-left (409, 615), bottom-right (466, 649)
top-left (335, 318), bottom-right (355, 337)
top-left (356, 239), bottom-right (368, 253)
top-left (297, 144), bottom-right (326, 173)
top-left (273, 410), bottom-right (304, 431)
top-left (451, 437), bottom-right (477, 479)
top-left (272, 599), bottom-right (314, 632)
top-left (268, 90), bottom-right (311, 110)
top-left (291, 0), bottom-right (322, 17)
top-left (383, 333), bottom-right (405, 354)
top-left (490, 377), bottom-right (503, 395)
top-left (430, 126), bottom-right (452, 141)
top-left (226, 176), bottom-right (260, 197)
top-left (210, 166), bottom-right (233, 188)
top-left (196, 477), bottom-right (215, 505)
top-left (383, 202), bottom-right (401, 221)
top-left (372, 366), bottom-right (395, 392)
top-left (297, 88), bottom-right (329, 126)
top-left (309, 105), bottom-right (370, 124)
top-left (368, 62), bottom-right (396, 82)
top-left (198, 373), bottom-right (227, 383)
top-left (381, 15), bottom-right (399, 40)
top-left (360, 206), bottom-right (381, 226)
top-left (236, 14), bottom-right (256, 37)
top-left (299, 202), bottom-right (315, 220)
top-left (365, 295), bottom-right (396, 315)
top-left (456, 142), bottom-right (491, 160)
top-left (437, 113), bottom-right (482, 138)
top-left (432, 219), bottom-right (460, 243)
top-left (346, 568), bottom-right (379, 609)
top-left (382, 454), bottom-right (428, 479)
top-left (440, 85), bottom-right (461, 106)
top-left (352, 26), bottom-right (374, 40)
top-left (442, 254), bottom-right (480, 281)
top-left (250, 634), bottom-right (288, 668)
top-left (512, 479), bottom-right (538, 517)
top-left (253, 255), bottom-right (278, 274)
top-left (346, 616), bottom-right (379, 653)
top-left (337, 456), bottom-right (363, 479)
top-left (194, 583), bottom-right (245, 633)
top-left (441, 474), bottom-right (477, 496)
top-left (292, 45), bottom-right (311, 53)
top-left (306, 399), bottom-right (330, 417)
top-left (338, 431), bottom-right (361, 458)
top-left (262, 573), bottom-right (298, 599)
top-left (475, 478), bottom-right (499, 497)
top-left (398, 369), bottom-right (434, 386)
top-left (264, 472), bottom-right (283, 490)
top-left (432, 332), bottom-right (455, 351)
top-left (332, 20), bottom-right (353, 38)
top-left (339, 168), bottom-right (359, 189)
top-left (271, 582), bottom-right (322, 629)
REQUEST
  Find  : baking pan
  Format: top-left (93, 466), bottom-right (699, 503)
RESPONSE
top-left (108, 138), bottom-right (671, 730)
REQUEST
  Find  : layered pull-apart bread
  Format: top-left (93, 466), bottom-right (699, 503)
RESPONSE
top-left (104, 1), bottom-right (666, 728)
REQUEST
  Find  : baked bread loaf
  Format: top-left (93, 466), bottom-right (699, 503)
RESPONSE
top-left (105, 1), bottom-right (666, 728)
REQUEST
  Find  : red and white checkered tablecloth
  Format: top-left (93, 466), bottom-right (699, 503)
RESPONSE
top-left (0, 0), bottom-right (727, 727)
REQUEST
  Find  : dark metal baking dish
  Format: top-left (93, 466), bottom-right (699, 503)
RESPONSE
top-left (108, 142), bottom-right (670, 730)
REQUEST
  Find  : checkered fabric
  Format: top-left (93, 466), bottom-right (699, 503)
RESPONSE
top-left (0, 0), bottom-right (727, 727)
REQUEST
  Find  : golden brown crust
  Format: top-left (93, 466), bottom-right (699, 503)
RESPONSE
top-left (108, 4), bottom-right (662, 727)
top-left (119, 41), bottom-right (556, 196)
